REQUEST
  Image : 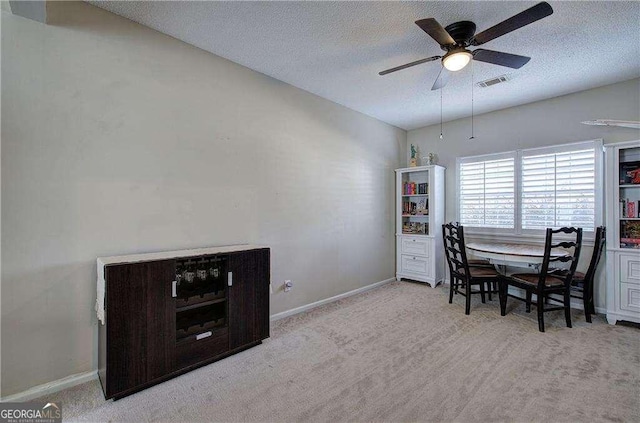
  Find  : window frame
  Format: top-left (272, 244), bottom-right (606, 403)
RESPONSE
top-left (456, 139), bottom-right (603, 242)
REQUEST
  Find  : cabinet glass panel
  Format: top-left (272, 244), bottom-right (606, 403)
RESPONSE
top-left (618, 146), bottom-right (640, 249)
top-left (401, 170), bottom-right (429, 235)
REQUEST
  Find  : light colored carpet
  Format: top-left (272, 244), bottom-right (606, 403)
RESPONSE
top-left (41, 281), bottom-right (639, 422)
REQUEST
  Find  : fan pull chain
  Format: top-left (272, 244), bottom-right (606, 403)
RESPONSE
top-left (440, 81), bottom-right (443, 140)
top-left (470, 61), bottom-right (475, 140)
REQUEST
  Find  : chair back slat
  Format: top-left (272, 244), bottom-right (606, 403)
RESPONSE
top-left (442, 222), bottom-right (471, 280)
top-left (539, 227), bottom-right (583, 290)
top-left (551, 241), bottom-right (579, 249)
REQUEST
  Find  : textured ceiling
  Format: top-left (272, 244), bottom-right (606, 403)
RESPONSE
top-left (89, 1), bottom-right (640, 130)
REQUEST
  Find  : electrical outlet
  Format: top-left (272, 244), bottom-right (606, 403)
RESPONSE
top-left (284, 280), bottom-right (293, 292)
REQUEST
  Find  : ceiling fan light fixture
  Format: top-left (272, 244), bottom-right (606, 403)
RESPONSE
top-left (442, 50), bottom-right (473, 71)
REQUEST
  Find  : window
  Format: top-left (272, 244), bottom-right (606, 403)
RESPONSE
top-left (459, 155), bottom-right (515, 229)
top-left (457, 140), bottom-right (602, 235)
top-left (521, 147), bottom-right (595, 230)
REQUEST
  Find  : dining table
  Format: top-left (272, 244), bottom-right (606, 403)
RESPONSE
top-left (466, 241), bottom-right (569, 272)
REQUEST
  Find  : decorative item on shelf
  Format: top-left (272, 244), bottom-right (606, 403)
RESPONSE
top-left (627, 200), bottom-right (637, 218)
top-left (410, 144), bottom-right (418, 167)
top-left (620, 220), bottom-right (640, 248)
top-left (422, 153), bottom-right (438, 166)
top-left (416, 197), bottom-right (428, 214)
top-left (620, 161), bottom-right (640, 184)
top-left (627, 168), bottom-right (640, 184)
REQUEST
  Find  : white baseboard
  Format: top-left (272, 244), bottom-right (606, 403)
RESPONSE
top-left (1, 370), bottom-right (97, 403)
top-left (270, 277), bottom-right (395, 322)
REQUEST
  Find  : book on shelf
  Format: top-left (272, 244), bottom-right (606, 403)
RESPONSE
top-left (620, 238), bottom-right (640, 248)
top-left (403, 182), bottom-right (429, 195)
top-left (402, 222), bottom-right (428, 235)
top-left (403, 201), bottom-right (416, 215)
top-left (403, 200), bottom-right (429, 216)
top-left (619, 199), bottom-right (640, 218)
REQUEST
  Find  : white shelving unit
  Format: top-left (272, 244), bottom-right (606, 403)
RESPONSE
top-left (605, 140), bottom-right (640, 325)
top-left (395, 165), bottom-right (445, 288)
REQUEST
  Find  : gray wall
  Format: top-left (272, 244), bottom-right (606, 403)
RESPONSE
top-left (1, 2), bottom-right (406, 396)
top-left (408, 78), bottom-right (640, 310)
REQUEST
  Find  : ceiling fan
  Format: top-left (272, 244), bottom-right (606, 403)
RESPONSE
top-left (379, 2), bottom-right (554, 90)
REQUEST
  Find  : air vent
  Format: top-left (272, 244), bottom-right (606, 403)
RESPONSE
top-left (476, 75), bottom-right (510, 88)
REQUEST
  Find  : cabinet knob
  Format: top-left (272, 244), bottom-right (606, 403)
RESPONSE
top-left (171, 280), bottom-right (177, 298)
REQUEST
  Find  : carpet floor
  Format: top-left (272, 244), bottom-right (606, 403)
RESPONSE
top-left (41, 281), bottom-right (640, 422)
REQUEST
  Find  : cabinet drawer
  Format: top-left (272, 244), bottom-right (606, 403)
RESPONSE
top-left (401, 254), bottom-right (430, 276)
top-left (401, 237), bottom-right (430, 257)
top-left (620, 254), bottom-right (640, 285)
top-left (176, 328), bottom-right (229, 369)
top-left (620, 283), bottom-right (640, 312)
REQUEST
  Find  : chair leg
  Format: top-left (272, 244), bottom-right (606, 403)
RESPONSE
top-left (487, 283), bottom-right (492, 301)
top-left (449, 278), bottom-right (454, 304)
top-left (498, 280), bottom-right (507, 316)
top-left (583, 293), bottom-right (592, 323)
top-left (537, 290), bottom-right (545, 332)
top-left (537, 307), bottom-right (545, 332)
top-left (480, 282), bottom-right (486, 304)
top-left (525, 291), bottom-right (532, 313)
top-left (564, 288), bottom-right (572, 328)
top-left (465, 280), bottom-right (471, 315)
top-left (584, 284), bottom-right (593, 323)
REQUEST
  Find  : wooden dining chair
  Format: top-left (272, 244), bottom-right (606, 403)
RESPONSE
top-left (570, 226), bottom-right (606, 323)
top-left (442, 223), bottom-right (500, 315)
top-left (498, 227), bottom-right (583, 332)
top-left (441, 222), bottom-right (493, 283)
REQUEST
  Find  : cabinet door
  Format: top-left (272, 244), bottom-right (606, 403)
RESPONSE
top-left (105, 260), bottom-right (176, 397)
top-left (228, 249), bottom-right (270, 350)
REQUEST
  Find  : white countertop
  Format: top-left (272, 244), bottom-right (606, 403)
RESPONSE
top-left (97, 244), bottom-right (268, 266)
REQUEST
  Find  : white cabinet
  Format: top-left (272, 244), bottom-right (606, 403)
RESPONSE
top-left (605, 140), bottom-right (640, 325)
top-left (395, 166), bottom-right (445, 287)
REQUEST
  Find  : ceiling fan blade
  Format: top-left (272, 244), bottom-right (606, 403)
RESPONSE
top-left (379, 56), bottom-right (441, 76)
top-left (473, 49), bottom-right (531, 69)
top-left (415, 18), bottom-right (455, 46)
top-left (471, 2), bottom-right (553, 46)
top-left (431, 67), bottom-right (450, 90)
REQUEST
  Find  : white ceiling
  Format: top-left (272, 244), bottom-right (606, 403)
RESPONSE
top-left (89, 1), bottom-right (640, 130)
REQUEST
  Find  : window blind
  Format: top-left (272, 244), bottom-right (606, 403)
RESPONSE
top-left (521, 148), bottom-right (595, 231)
top-left (459, 157), bottom-right (515, 228)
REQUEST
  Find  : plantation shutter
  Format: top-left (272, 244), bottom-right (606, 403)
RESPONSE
top-left (521, 147), bottom-right (596, 231)
top-left (459, 156), bottom-right (515, 228)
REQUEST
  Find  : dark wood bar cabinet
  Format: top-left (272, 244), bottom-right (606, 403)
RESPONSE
top-left (96, 245), bottom-right (270, 400)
